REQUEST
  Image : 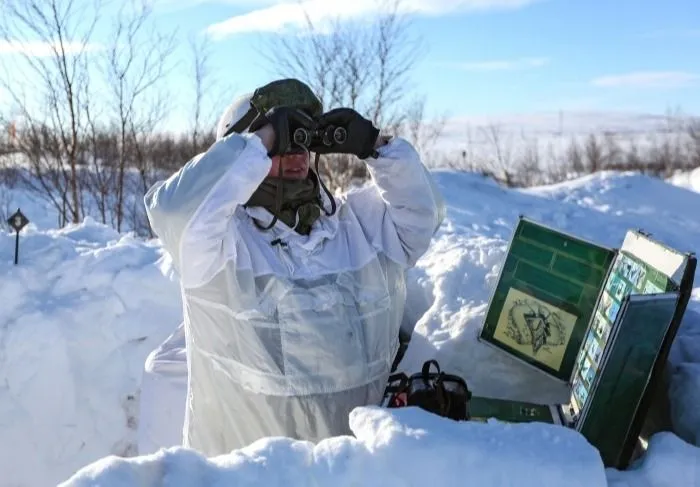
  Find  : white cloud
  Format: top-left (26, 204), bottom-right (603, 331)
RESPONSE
top-left (204, 0), bottom-right (544, 38)
top-left (444, 57), bottom-right (549, 71)
top-left (0, 40), bottom-right (101, 57)
top-left (591, 71), bottom-right (699, 89)
top-left (151, 0), bottom-right (279, 13)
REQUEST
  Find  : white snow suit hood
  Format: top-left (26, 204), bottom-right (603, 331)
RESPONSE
top-left (144, 110), bottom-right (445, 455)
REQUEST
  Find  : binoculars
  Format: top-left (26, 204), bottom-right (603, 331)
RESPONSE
top-left (293, 125), bottom-right (347, 148)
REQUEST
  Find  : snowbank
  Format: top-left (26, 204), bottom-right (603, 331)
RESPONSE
top-left (668, 167), bottom-right (700, 194)
top-left (606, 432), bottom-right (700, 487)
top-left (0, 219), bottom-right (182, 487)
top-left (59, 406), bottom-right (608, 487)
top-left (2, 169), bottom-right (700, 486)
top-left (400, 171), bottom-right (700, 405)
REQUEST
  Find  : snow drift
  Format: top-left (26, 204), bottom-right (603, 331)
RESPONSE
top-left (1, 169), bottom-right (699, 487)
top-left (59, 406), bottom-right (608, 487)
top-left (0, 220), bottom-right (183, 486)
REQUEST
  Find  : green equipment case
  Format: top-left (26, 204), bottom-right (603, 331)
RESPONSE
top-left (475, 217), bottom-right (696, 469)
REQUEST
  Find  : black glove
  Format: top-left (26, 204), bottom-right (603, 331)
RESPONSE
top-left (249, 106), bottom-right (316, 157)
top-left (310, 108), bottom-right (380, 159)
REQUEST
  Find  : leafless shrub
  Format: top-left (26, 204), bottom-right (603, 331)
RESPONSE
top-left (438, 111), bottom-right (700, 188)
top-left (260, 0), bottom-right (439, 192)
top-left (478, 123), bottom-right (516, 186)
top-left (0, 0), bottom-right (104, 226)
top-left (687, 118), bottom-right (700, 168)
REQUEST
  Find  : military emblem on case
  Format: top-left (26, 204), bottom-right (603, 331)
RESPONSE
top-left (507, 299), bottom-right (567, 355)
top-left (493, 288), bottom-right (577, 371)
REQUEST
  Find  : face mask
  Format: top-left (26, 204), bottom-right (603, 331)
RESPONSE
top-left (244, 171), bottom-right (323, 236)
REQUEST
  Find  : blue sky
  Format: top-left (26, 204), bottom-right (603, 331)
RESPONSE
top-left (3, 0), bottom-right (700, 130)
top-left (158, 0), bottom-right (700, 122)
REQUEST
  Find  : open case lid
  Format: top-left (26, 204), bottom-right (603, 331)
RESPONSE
top-left (620, 230), bottom-right (690, 286)
top-left (478, 216), bottom-right (616, 383)
top-left (575, 291), bottom-right (680, 467)
top-left (614, 229), bottom-right (696, 469)
top-left (551, 228), bottom-right (694, 468)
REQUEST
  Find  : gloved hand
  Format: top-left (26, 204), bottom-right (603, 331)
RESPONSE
top-left (250, 106), bottom-right (316, 157)
top-left (310, 108), bottom-right (380, 159)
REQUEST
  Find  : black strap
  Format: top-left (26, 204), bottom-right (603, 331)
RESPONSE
top-left (222, 107), bottom-right (259, 138)
top-left (433, 374), bottom-right (451, 416)
top-left (420, 360), bottom-right (451, 416)
top-left (421, 359), bottom-right (441, 388)
top-left (314, 153), bottom-right (337, 216)
top-left (421, 359), bottom-right (441, 377)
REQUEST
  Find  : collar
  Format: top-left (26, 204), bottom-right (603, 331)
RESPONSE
top-left (243, 190), bottom-right (341, 251)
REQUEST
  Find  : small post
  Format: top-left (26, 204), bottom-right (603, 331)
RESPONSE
top-left (7, 208), bottom-right (29, 265)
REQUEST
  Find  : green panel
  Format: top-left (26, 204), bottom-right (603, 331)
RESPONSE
top-left (520, 224), bottom-right (611, 268)
top-left (563, 250), bottom-right (674, 419)
top-left (578, 286), bottom-right (602, 310)
top-left (480, 218), bottom-right (616, 381)
top-left (514, 261), bottom-right (585, 303)
top-left (576, 294), bottom-right (678, 467)
top-left (552, 254), bottom-right (607, 287)
top-left (510, 240), bottom-right (555, 268)
top-left (469, 396), bottom-right (555, 424)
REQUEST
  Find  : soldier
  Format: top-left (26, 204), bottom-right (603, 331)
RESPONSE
top-left (144, 78), bottom-right (444, 455)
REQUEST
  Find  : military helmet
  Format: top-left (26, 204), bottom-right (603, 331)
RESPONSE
top-left (216, 78), bottom-right (323, 140)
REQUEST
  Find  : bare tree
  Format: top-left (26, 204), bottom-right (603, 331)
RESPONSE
top-left (0, 0), bottom-right (103, 225)
top-left (401, 96), bottom-right (448, 162)
top-left (187, 34), bottom-right (223, 155)
top-left (82, 104), bottom-right (117, 225)
top-left (517, 134), bottom-right (541, 186)
top-left (259, 0), bottom-right (430, 191)
top-left (687, 118), bottom-right (700, 168)
top-left (0, 150), bottom-right (19, 230)
top-left (542, 140), bottom-right (569, 184)
top-left (481, 123), bottom-right (516, 186)
top-left (602, 133), bottom-right (623, 170)
top-left (366, 0), bottom-right (424, 131)
top-left (622, 137), bottom-right (644, 171)
top-left (583, 134), bottom-right (606, 173)
top-left (102, 0), bottom-right (176, 231)
top-left (0, 122), bottom-right (14, 155)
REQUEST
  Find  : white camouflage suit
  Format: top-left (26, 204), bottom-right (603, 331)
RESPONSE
top-left (144, 100), bottom-right (445, 456)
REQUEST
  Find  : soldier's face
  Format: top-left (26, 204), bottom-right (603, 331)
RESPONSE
top-left (269, 152), bottom-right (310, 180)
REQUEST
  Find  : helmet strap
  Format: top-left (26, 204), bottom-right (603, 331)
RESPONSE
top-left (222, 106), bottom-right (259, 138)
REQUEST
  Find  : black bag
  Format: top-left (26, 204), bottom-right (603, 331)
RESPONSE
top-left (384, 360), bottom-right (472, 421)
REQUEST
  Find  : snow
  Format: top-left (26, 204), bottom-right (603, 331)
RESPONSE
top-left (668, 167), bottom-right (700, 194)
top-left (429, 110), bottom-right (696, 168)
top-left (606, 432), bottom-right (700, 487)
top-left (0, 219), bottom-right (182, 487)
top-left (59, 407), bottom-right (607, 487)
top-left (1, 167), bottom-right (699, 487)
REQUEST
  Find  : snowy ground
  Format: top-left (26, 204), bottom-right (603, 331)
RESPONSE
top-left (669, 167), bottom-right (700, 194)
top-left (1, 168), bottom-right (699, 486)
top-left (424, 110), bottom-right (697, 169)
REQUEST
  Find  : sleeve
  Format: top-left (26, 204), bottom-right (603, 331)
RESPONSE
top-left (144, 132), bottom-right (271, 287)
top-left (345, 137), bottom-right (446, 268)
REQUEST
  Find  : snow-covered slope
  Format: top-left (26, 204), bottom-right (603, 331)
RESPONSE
top-left (60, 406), bottom-right (609, 487)
top-left (1, 169), bottom-right (699, 487)
top-left (669, 167), bottom-right (700, 194)
top-left (0, 220), bottom-right (183, 487)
